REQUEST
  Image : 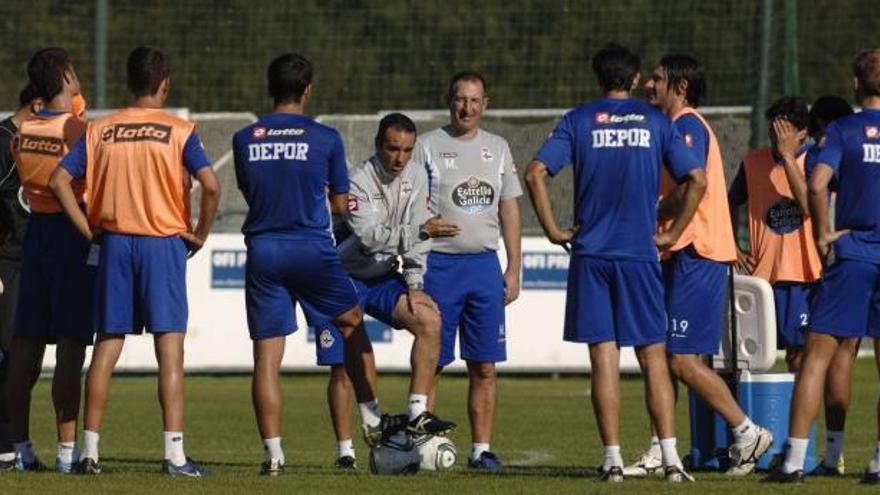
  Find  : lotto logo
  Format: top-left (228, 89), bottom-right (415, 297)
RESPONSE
top-left (253, 127), bottom-right (267, 139)
top-left (101, 123), bottom-right (172, 144)
top-left (866, 126), bottom-right (879, 139)
top-left (18, 134), bottom-right (64, 156)
top-left (595, 112), bottom-right (610, 124)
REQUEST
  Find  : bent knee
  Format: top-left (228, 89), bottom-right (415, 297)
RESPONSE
top-left (334, 306), bottom-right (363, 333)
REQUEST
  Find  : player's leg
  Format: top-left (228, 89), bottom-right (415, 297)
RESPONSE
top-left (4, 336), bottom-right (47, 470)
top-left (51, 338), bottom-right (86, 472)
top-left (590, 341), bottom-right (622, 466)
top-left (774, 283), bottom-right (808, 373)
top-left (80, 333), bottom-right (125, 472)
top-left (423, 252), bottom-right (465, 414)
top-left (245, 236), bottom-right (299, 474)
top-left (0, 259), bottom-right (22, 468)
top-left (327, 364), bottom-right (357, 469)
top-left (80, 233), bottom-right (136, 473)
top-left (138, 235), bottom-right (203, 476)
top-left (384, 278), bottom-right (454, 435)
top-left (815, 337), bottom-right (859, 475)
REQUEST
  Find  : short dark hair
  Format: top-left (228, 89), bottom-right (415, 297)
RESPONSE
top-left (765, 96), bottom-right (809, 131)
top-left (267, 53), bottom-right (312, 105)
top-left (127, 46), bottom-right (170, 97)
top-left (18, 83), bottom-right (40, 108)
top-left (374, 112), bottom-right (417, 149)
top-left (592, 43), bottom-right (640, 92)
top-left (808, 96), bottom-right (853, 136)
top-left (658, 55), bottom-right (706, 107)
top-left (446, 71), bottom-right (487, 102)
top-left (27, 47), bottom-right (73, 101)
top-left (854, 49), bottom-right (880, 98)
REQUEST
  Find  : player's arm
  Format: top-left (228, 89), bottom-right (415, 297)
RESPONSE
top-left (401, 169), bottom-right (432, 296)
top-left (181, 130), bottom-right (221, 257)
top-left (808, 123), bottom-right (849, 260)
top-left (525, 161), bottom-right (576, 246)
top-left (658, 115), bottom-right (709, 222)
top-left (49, 136), bottom-right (92, 240)
top-left (526, 115), bottom-right (578, 248)
top-left (498, 144), bottom-right (522, 305)
top-left (232, 132), bottom-right (251, 203)
top-left (773, 118), bottom-right (809, 213)
top-left (345, 177), bottom-right (406, 253)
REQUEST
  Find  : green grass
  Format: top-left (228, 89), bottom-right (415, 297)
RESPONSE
top-left (1, 359), bottom-right (879, 494)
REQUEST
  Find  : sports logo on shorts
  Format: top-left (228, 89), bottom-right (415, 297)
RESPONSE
top-left (101, 123), bottom-right (172, 144)
top-left (866, 126), bottom-right (879, 139)
top-left (452, 176), bottom-right (495, 214)
top-left (765, 197), bottom-right (804, 235)
top-left (18, 134), bottom-right (64, 156)
top-left (319, 329), bottom-right (336, 349)
top-left (253, 127), bottom-right (267, 139)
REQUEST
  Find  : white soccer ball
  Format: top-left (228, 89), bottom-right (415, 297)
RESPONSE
top-left (369, 433), bottom-right (420, 475)
top-left (416, 435), bottom-right (457, 471)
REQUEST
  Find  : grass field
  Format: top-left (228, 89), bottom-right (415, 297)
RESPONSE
top-left (1, 359), bottom-right (879, 494)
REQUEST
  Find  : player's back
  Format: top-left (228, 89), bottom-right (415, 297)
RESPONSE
top-left (233, 113), bottom-right (347, 240)
top-left (543, 98), bottom-right (689, 261)
top-left (84, 107), bottom-right (196, 237)
top-left (822, 109), bottom-right (880, 260)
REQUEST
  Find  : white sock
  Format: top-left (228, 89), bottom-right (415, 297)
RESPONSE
top-left (408, 394), bottom-right (427, 420)
top-left (358, 400), bottom-right (381, 428)
top-left (13, 441), bottom-right (34, 464)
top-left (262, 437), bottom-right (284, 463)
top-left (824, 430), bottom-right (844, 467)
top-left (733, 417), bottom-right (757, 443)
top-left (869, 442), bottom-right (880, 473)
top-left (82, 430), bottom-right (100, 462)
top-left (337, 439), bottom-right (355, 459)
top-left (164, 431), bottom-right (186, 466)
top-left (648, 435), bottom-right (661, 457)
top-left (659, 437), bottom-right (681, 467)
top-left (56, 441), bottom-right (76, 464)
top-left (603, 445), bottom-right (623, 471)
top-left (782, 437), bottom-right (809, 473)
top-left (472, 442), bottom-right (490, 460)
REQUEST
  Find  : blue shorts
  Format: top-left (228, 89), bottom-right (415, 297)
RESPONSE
top-left (772, 282), bottom-right (815, 348)
top-left (245, 236), bottom-right (359, 341)
top-left (425, 251), bottom-right (506, 367)
top-left (95, 234), bottom-right (188, 335)
top-left (15, 213), bottom-right (95, 344)
top-left (811, 259), bottom-right (880, 339)
top-left (564, 255), bottom-right (666, 347)
top-left (304, 273), bottom-right (408, 366)
top-left (663, 248), bottom-right (728, 355)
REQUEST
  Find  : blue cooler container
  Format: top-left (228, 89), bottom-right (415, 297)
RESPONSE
top-left (688, 371), bottom-right (817, 472)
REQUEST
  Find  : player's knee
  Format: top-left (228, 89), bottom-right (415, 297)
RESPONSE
top-left (667, 354), bottom-right (692, 378)
top-left (416, 310), bottom-right (441, 340)
top-left (334, 306), bottom-right (363, 334)
top-left (329, 364), bottom-right (349, 385)
top-left (468, 361), bottom-right (496, 381)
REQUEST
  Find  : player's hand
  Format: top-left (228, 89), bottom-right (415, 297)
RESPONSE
top-left (180, 231), bottom-right (206, 258)
top-left (549, 225), bottom-right (578, 251)
top-left (816, 229), bottom-right (850, 262)
top-left (735, 247), bottom-right (754, 274)
top-left (503, 268), bottom-right (520, 306)
top-left (406, 289), bottom-right (439, 315)
top-left (773, 118), bottom-right (806, 160)
top-left (653, 230), bottom-right (681, 250)
top-left (423, 216), bottom-right (461, 238)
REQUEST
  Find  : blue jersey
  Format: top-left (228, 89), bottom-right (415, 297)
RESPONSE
top-left (233, 113), bottom-right (349, 239)
top-left (534, 98), bottom-right (698, 261)
top-left (816, 109), bottom-right (880, 263)
top-left (675, 113), bottom-right (709, 170)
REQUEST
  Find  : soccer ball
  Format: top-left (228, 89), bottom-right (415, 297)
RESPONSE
top-left (416, 435), bottom-right (457, 471)
top-left (369, 433), bottom-right (420, 475)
